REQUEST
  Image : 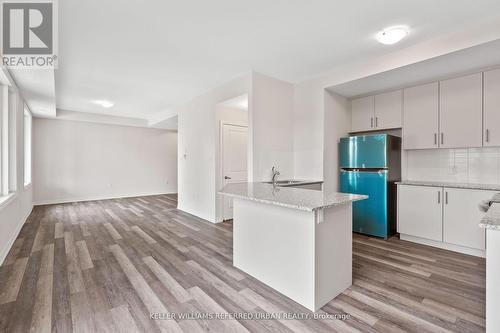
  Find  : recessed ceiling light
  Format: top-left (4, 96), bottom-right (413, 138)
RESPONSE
top-left (376, 26), bottom-right (409, 45)
top-left (93, 100), bottom-right (114, 108)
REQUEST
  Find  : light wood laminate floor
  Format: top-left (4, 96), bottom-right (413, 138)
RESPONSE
top-left (0, 194), bottom-right (486, 332)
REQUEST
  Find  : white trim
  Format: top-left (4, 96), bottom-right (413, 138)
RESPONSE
top-left (176, 205), bottom-right (215, 223)
top-left (0, 204), bottom-right (32, 266)
top-left (23, 107), bottom-right (32, 186)
top-left (1, 85), bottom-right (9, 196)
top-left (400, 233), bottom-right (486, 258)
top-left (33, 191), bottom-right (177, 206)
top-left (0, 192), bottom-right (16, 210)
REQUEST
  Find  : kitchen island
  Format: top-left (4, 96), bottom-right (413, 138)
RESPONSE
top-left (219, 182), bottom-right (367, 312)
top-left (480, 199), bottom-right (500, 333)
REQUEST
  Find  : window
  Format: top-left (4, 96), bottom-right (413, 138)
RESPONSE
top-left (1, 86), bottom-right (9, 196)
top-left (24, 107), bottom-right (31, 186)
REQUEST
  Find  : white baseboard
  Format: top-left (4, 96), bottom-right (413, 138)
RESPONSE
top-left (400, 234), bottom-right (486, 258)
top-left (0, 205), bottom-right (33, 265)
top-left (176, 205), bottom-right (215, 223)
top-left (34, 191), bottom-right (177, 206)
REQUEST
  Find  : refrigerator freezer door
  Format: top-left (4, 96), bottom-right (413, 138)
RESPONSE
top-left (339, 134), bottom-right (387, 169)
top-left (340, 170), bottom-right (388, 238)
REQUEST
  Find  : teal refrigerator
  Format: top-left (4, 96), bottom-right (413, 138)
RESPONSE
top-left (339, 134), bottom-right (401, 239)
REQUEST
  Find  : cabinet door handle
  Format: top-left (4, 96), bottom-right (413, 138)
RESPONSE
top-left (486, 129), bottom-right (490, 143)
top-left (438, 191), bottom-right (441, 204)
top-left (370, 117), bottom-right (373, 128)
top-left (445, 191), bottom-right (448, 205)
top-left (434, 133), bottom-right (437, 145)
top-left (375, 117), bottom-right (378, 128)
top-left (441, 133), bottom-right (444, 145)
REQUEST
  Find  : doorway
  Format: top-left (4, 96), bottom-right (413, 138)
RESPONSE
top-left (221, 124), bottom-right (248, 219)
top-left (216, 94), bottom-right (249, 221)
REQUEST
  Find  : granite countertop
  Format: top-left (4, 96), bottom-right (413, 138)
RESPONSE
top-left (219, 182), bottom-right (367, 212)
top-left (480, 203), bottom-right (500, 231)
top-left (396, 180), bottom-right (500, 191)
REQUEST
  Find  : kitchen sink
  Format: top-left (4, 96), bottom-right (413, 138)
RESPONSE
top-left (263, 180), bottom-right (304, 185)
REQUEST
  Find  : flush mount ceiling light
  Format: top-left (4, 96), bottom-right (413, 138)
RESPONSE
top-left (93, 99), bottom-right (114, 108)
top-left (375, 26), bottom-right (409, 45)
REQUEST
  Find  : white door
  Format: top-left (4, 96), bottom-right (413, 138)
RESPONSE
top-left (374, 90), bottom-right (402, 130)
top-left (403, 82), bottom-right (439, 149)
top-left (483, 68), bottom-right (500, 147)
top-left (443, 188), bottom-right (494, 250)
top-left (439, 73), bottom-right (483, 148)
top-left (351, 96), bottom-right (374, 132)
top-left (398, 185), bottom-right (443, 241)
top-left (222, 124), bottom-right (248, 220)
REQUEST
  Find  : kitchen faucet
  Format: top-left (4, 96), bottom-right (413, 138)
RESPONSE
top-left (271, 166), bottom-right (280, 183)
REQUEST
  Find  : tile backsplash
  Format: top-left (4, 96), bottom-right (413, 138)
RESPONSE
top-left (405, 148), bottom-right (500, 184)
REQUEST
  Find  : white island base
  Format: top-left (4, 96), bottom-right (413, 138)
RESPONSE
top-left (233, 197), bottom-right (353, 312)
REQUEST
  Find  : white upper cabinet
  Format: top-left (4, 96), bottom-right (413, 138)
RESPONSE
top-left (403, 83), bottom-right (439, 150)
top-left (439, 73), bottom-right (483, 148)
top-left (374, 90), bottom-right (402, 130)
top-left (351, 91), bottom-right (402, 132)
top-left (351, 96), bottom-right (374, 132)
top-left (484, 68), bottom-right (500, 147)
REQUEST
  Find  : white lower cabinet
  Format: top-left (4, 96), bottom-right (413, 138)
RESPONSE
top-left (443, 188), bottom-right (494, 250)
top-left (398, 185), bottom-right (443, 241)
top-left (398, 184), bottom-right (493, 256)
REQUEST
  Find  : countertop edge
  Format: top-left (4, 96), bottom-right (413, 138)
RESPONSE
top-left (396, 181), bottom-right (500, 191)
top-left (218, 191), bottom-right (368, 212)
top-left (218, 192), bottom-right (313, 211)
top-left (480, 203), bottom-right (500, 231)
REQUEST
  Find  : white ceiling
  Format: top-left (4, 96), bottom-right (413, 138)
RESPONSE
top-left (9, 69), bottom-right (56, 118)
top-left (54, 0), bottom-right (500, 122)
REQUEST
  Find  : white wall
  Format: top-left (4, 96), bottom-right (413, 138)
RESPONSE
top-left (323, 91), bottom-right (350, 193)
top-left (177, 74), bottom-right (251, 223)
top-left (33, 118), bottom-right (177, 204)
top-left (251, 72), bottom-right (294, 181)
top-left (405, 147), bottom-right (500, 184)
top-left (177, 72), bottom-right (295, 223)
top-left (293, 79), bottom-right (325, 181)
top-left (0, 91), bottom-right (33, 264)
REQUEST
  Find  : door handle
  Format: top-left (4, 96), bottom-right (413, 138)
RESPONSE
top-left (224, 176), bottom-right (231, 180)
top-left (375, 117), bottom-right (378, 128)
top-left (434, 133), bottom-right (437, 145)
top-left (441, 133), bottom-right (444, 145)
top-left (486, 129), bottom-right (490, 143)
top-left (438, 191), bottom-right (441, 204)
top-left (370, 117), bottom-right (373, 128)
top-left (445, 191), bottom-right (448, 205)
